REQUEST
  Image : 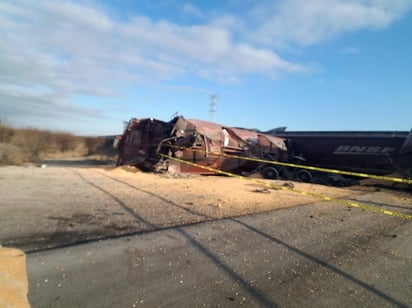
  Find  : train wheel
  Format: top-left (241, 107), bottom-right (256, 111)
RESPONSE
top-left (262, 167), bottom-right (279, 179)
top-left (296, 169), bottom-right (313, 182)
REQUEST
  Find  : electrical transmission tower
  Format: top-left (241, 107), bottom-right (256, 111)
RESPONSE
top-left (210, 94), bottom-right (217, 122)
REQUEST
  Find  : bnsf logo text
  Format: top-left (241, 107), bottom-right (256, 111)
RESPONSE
top-left (333, 146), bottom-right (396, 155)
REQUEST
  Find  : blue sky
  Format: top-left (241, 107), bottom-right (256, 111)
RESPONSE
top-left (0, 0), bottom-right (411, 135)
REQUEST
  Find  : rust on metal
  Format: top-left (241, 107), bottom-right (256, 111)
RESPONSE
top-left (115, 115), bottom-right (412, 186)
top-left (116, 116), bottom-right (287, 176)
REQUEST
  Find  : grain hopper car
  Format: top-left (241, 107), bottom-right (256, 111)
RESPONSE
top-left (115, 115), bottom-right (412, 186)
top-left (115, 116), bottom-right (291, 177)
top-left (269, 128), bottom-right (412, 183)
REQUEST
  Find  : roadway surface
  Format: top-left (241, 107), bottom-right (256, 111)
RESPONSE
top-left (27, 196), bottom-right (412, 307)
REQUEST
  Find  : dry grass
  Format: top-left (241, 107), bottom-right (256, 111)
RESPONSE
top-left (0, 123), bottom-right (116, 165)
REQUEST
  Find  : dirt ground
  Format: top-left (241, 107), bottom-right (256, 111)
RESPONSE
top-left (1, 159), bottom-right (411, 252)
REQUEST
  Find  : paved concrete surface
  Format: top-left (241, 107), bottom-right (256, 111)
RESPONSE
top-left (27, 196), bottom-right (412, 307)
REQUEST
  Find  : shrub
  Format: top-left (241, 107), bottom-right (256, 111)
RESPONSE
top-left (0, 123), bottom-right (117, 165)
top-left (0, 123), bottom-right (14, 143)
top-left (0, 143), bottom-right (28, 165)
top-left (84, 136), bottom-right (105, 156)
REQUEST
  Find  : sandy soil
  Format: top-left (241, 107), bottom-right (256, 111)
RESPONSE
top-left (1, 161), bottom-right (410, 252)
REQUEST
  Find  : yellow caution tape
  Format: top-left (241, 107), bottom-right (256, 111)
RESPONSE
top-left (165, 144), bottom-right (412, 185)
top-left (159, 153), bottom-right (412, 220)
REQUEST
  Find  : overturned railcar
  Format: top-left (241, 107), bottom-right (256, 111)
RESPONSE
top-left (115, 117), bottom-right (175, 170)
top-left (115, 116), bottom-right (412, 185)
top-left (116, 116), bottom-right (288, 176)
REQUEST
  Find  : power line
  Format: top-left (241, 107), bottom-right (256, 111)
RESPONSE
top-left (210, 94), bottom-right (217, 122)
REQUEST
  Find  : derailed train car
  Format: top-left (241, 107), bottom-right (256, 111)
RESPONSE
top-left (269, 129), bottom-right (412, 182)
top-left (115, 116), bottom-right (289, 178)
top-left (115, 115), bottom-right (412, 185)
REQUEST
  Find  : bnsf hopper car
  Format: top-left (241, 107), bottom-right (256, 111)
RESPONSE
top-left (269, 129), bottom-right (412, 181)
top-left (116, 116), bottom-right (412, 185)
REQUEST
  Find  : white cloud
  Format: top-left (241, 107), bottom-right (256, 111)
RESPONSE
top-left (43, 1), bottom-right (114, 32)
top-left (249, 0), bottom-right (412, 47)
top-left (181, 3), bottom-right (206, 20)
top-left (0, 1), bottom-right (303, 97)
top-left (0, 85), bottom-right (100, 121)
top-left (0, 0), bottom-right (411, 132)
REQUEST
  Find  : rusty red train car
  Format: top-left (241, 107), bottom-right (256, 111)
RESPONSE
top-left (115, 116), bottom-right (288, 177)
top-left (115, 115), bottom-right (412, 185)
